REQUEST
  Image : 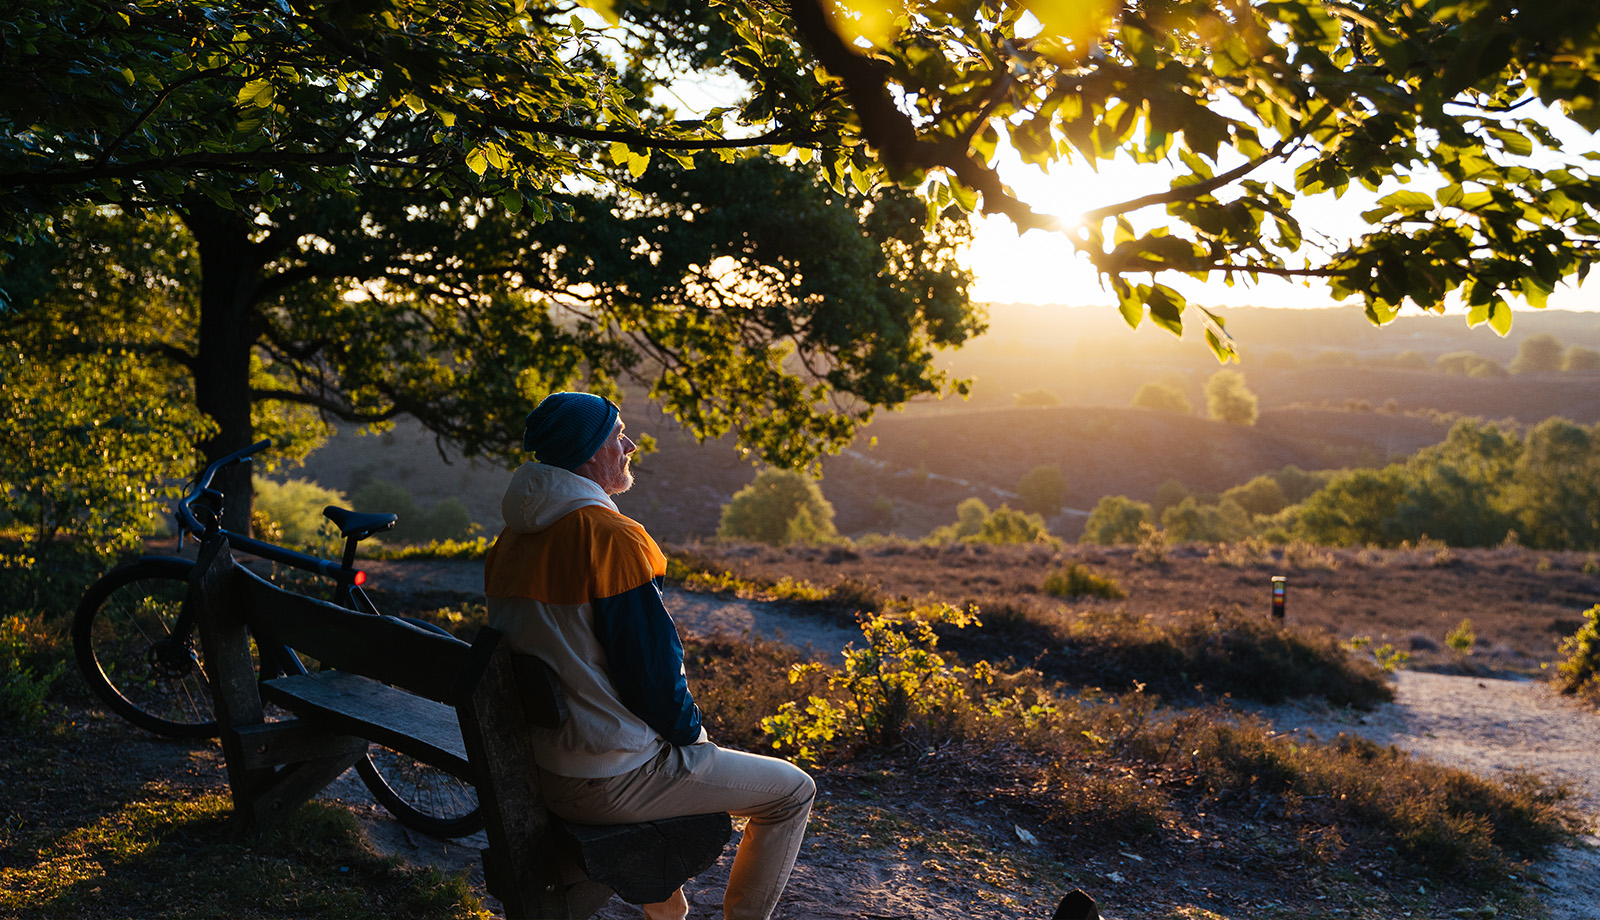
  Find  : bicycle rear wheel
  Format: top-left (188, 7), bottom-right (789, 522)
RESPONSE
top-left (357, 749), bottom-right (483, 837)
top-left (73, 557), bottom-right (220, 738)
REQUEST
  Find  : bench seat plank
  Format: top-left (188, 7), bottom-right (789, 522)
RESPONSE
top-left (261, 670), bottom-right (473, 781)
top-left (562, 813), bottom-right (733, 905)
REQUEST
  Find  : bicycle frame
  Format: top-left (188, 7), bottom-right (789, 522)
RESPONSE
top-left (175, 440), bottom-right (387, 612)
top-left (152, 440), bottom-right (394, 678)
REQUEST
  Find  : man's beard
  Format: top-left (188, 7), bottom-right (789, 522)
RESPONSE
top-left (605, 463), bottom-right (634, 495)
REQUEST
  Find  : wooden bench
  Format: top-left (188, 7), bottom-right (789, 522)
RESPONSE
top-left (187, 534), bottom-right (730, 918)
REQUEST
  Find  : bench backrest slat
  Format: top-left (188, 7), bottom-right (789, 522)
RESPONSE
top-left (225, 563), bottom-right (470, 703)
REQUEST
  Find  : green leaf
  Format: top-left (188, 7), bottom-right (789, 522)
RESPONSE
top-left (1488, 127), bottom-right (1533, 157)
top-left (1146, 284), bottom-right (1185, 337)
top-left (1378, 190), bottom-right (1433, 211)
top-left (465, 148), bottom-right (489, 176)
top-left (236, 78), bottom-right (274, 108)
top-left (1114, 279), bottom-right (1144, 329)
top-left (626, 148), bottom-right (650, 179)
top-left (1487, 300), bottom-right (1513, 336)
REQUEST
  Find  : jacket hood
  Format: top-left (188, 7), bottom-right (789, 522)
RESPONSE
top-left (501, 462), bottom-right (618, 534)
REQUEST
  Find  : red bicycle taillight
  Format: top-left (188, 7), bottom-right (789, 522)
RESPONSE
top-left (352, 570), bottom-right (367, 586)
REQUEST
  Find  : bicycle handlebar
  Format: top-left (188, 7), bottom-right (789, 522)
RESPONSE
top-left (173, 439), bottom-right (353, 581)
top-left (176, 438), bottom-right (272, 536)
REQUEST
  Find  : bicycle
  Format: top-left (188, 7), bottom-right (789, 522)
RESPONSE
top-left (72, 438), bottom-right (483, 838)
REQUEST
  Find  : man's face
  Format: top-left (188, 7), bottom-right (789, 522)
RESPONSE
top-left (574, 419), bottom-right (636, 495)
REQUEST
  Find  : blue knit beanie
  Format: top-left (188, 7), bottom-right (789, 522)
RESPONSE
top-left (522, 392), bottom-right (620, 470)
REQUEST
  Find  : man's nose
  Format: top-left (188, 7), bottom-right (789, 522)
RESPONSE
top-left (622, 436), bottom-right (636, 455)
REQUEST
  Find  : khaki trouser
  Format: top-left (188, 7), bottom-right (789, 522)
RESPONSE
top-left (539, 742), bottom-right (814, 920)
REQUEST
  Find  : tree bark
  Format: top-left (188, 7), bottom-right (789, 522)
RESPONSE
top-left (183, 201), bottom-right (262, 534)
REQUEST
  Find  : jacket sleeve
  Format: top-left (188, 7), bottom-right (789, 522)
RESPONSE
top-left (591, 576), bottom-right (704, 746)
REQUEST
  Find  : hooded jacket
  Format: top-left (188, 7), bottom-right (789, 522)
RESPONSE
top-left (484, 462), bottom-right (704, 778)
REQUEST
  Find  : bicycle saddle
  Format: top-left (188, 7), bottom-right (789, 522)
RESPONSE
top-left (323, 506), bottom-right (399, 540)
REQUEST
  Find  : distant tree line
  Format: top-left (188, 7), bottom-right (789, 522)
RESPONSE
top-left (1083, 418), bottom-right (1600, 550)
top-left (1254, 334), bottom-right (1600, 379)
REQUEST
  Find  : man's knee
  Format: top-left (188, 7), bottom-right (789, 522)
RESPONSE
top-left (792, 765), bottom-right (816, 807)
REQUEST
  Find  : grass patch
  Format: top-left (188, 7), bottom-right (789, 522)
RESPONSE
top-left (1041, 563), bottom-right (1126, 600)
top-left (666, 549), bottom-right (888, 620)
top-left (362, 537), bottom-right (492, 561)
top-left (0, 783), bottom-right (484, 919)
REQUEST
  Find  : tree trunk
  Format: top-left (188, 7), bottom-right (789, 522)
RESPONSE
top-left (184, 202), bottom-right (262, 535)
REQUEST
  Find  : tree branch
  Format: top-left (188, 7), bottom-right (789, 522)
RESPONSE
top-left (251, 386), bottom-right (401, 424)
top-left (1078, 137), bottom-right (1298, 224)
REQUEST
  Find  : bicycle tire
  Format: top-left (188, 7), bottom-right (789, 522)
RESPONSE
top-left (357, 747), bottom-right (483, 837)
top-left (73, 557), bottom-right (221, 738)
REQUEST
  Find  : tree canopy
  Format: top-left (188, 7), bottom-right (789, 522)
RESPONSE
top-left (10, 1), bottom-right (1600, 344)
top-left (9, 0), bottom-right (1600, 545)
top-left (1, 0), bottom-right (983, 533)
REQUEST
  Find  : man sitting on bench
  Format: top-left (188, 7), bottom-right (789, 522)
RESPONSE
top-left (484, 391), bottom-right (815, 920)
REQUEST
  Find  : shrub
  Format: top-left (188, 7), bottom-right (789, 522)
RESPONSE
top-left (1160, 496), bottom-right (1250, 543)
top-left (929, 499), bottom-right (1054, 546)
top-left (365, 536), bottom-right (493, 561)
top-left (1205, 536), bottom-right (1273, 567)
top-left (1509, 333), bottom-right (1564, 374)
top-left (1223, 475), bottom-right (1289, 517)
top-left (926, 497), bottom-right (990, 543)
top-left (1130, 382), bottom-right (1192, 414)
top-left (0, 347), bottom-right (200, 558)
top-left (975, 505), bottom-right (1052, 545)
top-left (1310, 348), bottom-right (1359, 367)
top-left (760, 601), bottom-right (1054, 764)
top-left (1013, 388), bottom-right (1060, 408)
top-left (717, 468), bottom-right (837, 547)
top-left (350, 479), bottom-right (475, 545)
top-left (253, 477), bottom-right (348, 552)
top-left (1561, 345), bottom-right (1600, 372)
top-left (1, 538), bottom-right (106, 621)
top-left (1152, 478), bottom-right (1190, 516)
top-left (1349, 635), bottom-right (1412, 672)
top-left (1556, 604), bottom-right (1600, 702)
top-left (1017, 464), bottom-right (1068, 516)
top-left (1133, 521), bottom-right (1168, 564)
top-left (950, 497), bottom-right (990, 538)
top-left (1378, 350), bottom-right (1431, 371)
top-left (1436, 351), bottom-right (1506, 377)
top-left (0, 611), bottom-right (64, 733)
top-left (1295, 467), bottom-right (1409, 547)
top-left (683, 634), bottom-right (818, 750)
top-left (1042, 563), bottom-right (1126, 600)
top-left (1446, 618), bottom-right (1476, 655)
top-left (1081, 495), bottom-right (1152, 544)
top-left (1273, 464), bottom-right (1332, 505)
top-left (1204, 369), bottom-right (1259, 426)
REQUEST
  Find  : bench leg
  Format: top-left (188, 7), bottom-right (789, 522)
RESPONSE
top-left (240, 751), bottom-right (365, 834)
